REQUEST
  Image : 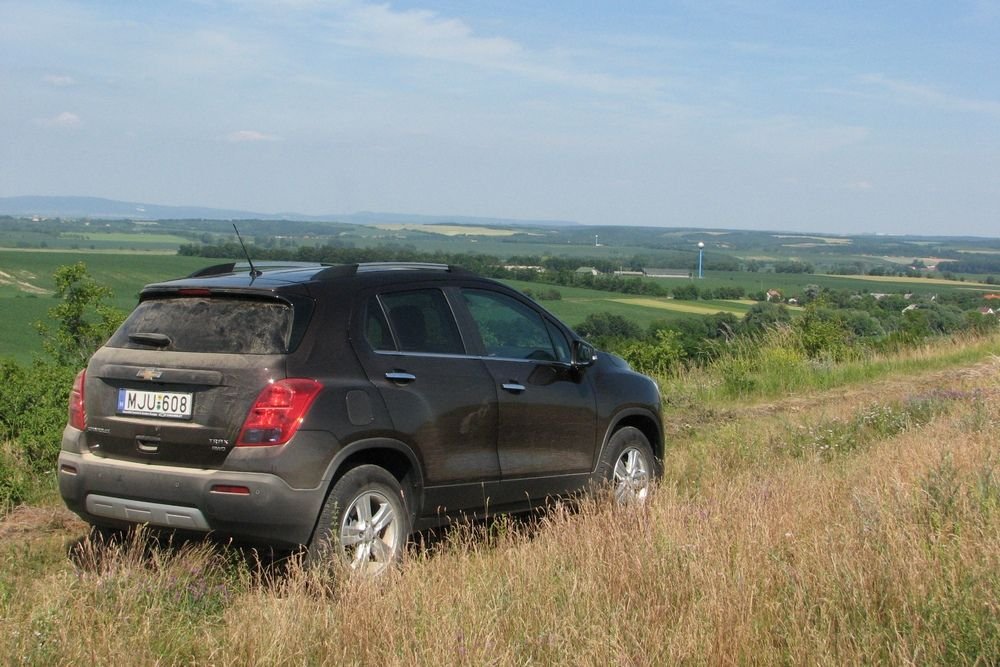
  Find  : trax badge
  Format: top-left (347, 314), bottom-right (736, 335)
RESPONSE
top-left (137, 368), bottom-right (163, 381)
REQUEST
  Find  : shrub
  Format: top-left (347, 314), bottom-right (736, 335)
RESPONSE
top-left (618, 330), bottom-right (685, 377)
top-left (0, 359), bottom-right (77, 473)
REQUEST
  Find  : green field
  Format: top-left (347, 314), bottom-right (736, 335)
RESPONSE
top-left (0, 250), bottom-right (212, 363)
top-left (681, 270), bottom-right (993, 296)
top-left (500, 280), bottom-right (751, 331)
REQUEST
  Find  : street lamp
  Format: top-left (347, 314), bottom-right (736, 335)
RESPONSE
top-left (697, 241), bottom-right (705, 279)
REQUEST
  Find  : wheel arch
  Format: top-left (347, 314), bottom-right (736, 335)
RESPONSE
top-left (599, 409), bottom-right (664, 470)
top-left (321, 437), bottom-right (425, 522)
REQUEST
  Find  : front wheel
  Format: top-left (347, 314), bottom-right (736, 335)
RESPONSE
top-left (596, 427), bottom-right (656, 504)
top-left (308, 465), bottom-right (410, 575)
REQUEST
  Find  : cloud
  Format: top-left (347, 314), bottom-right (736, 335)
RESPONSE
top-left (859, 74), bottom-right (1000, 115)
top-left (329, 1), bottom-right (659, 95)
top-left (35, 111), bottom-right (82, 128)
top-left (42, 74), bottom-right (75, 86)
top-left (846, 180), bottom-right (873, 191)
top-left (226, 130), bottom-right (279, 142)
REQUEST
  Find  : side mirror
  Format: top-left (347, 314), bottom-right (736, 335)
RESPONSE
top-left (572, 341), bottom-right (597, 367)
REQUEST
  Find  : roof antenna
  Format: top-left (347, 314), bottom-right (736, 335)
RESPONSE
top-left (233, 223), bottom-right (262, 278)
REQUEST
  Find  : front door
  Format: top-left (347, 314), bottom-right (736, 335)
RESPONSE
top-left (459, 288), bottom-right (596, 505)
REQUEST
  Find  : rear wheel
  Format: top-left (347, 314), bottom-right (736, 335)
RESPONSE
top-left (308, 465), bottom-right (410, 575)
top-left (596, 427), bottom-right (656, 504)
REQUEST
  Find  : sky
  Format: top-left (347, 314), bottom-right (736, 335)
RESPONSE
top-left (1, 1), bottom-right (998, 235)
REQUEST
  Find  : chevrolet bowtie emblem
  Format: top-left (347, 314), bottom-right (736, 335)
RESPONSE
top-left (137, 368), bottom-right (163, 381)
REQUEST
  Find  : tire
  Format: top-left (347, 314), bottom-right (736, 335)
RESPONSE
top-left (595, 427), bottom-right (656, 504)
top-left (308, 464), bottom-right (410, 575)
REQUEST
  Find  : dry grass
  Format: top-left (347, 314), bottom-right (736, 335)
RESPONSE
top-left (2, 352), bottom-right (998, 664)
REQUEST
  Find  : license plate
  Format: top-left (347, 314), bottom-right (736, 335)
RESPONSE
top-left (117, 388), bottom-right (194, 420)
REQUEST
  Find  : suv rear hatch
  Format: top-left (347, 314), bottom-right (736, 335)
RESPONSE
top-left (83, 290), bottom-right (313, 468)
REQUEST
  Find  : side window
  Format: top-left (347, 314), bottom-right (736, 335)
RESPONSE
top-left (463, 289), bottom-right (559, 361)
top-left (379, 289), bottom-right (465, 355)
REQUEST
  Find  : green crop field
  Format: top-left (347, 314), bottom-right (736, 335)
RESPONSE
top-left (0, 250), bottom-right (216, 362)
top-left (499, 280), bottom-right (748, 331)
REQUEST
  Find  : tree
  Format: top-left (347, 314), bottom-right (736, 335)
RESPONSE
top-left (739, 302), bottom-right (792, 335)
top-left (35, 262), bottom-right (126, 366)
top-left (575, 312), bottom-right (642, 343)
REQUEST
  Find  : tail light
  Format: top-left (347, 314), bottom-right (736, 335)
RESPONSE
top-left (68, 369), bottom-right (86, 430)
top-left (237, 378), bottom-right (322, 446)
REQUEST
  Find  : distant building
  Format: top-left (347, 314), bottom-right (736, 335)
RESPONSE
top-left (575, 266), bottom-right (600, 276)
top-left (766, 289), bottom-right (783, 302)
top-left (644, 268), bottom-right (690, 279)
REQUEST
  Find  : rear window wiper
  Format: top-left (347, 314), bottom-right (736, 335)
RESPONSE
top-left (128, 332), bottom-right (172, 348)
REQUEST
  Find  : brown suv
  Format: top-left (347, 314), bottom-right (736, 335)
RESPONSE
top-left (58, 262), bottom-right (662, 573)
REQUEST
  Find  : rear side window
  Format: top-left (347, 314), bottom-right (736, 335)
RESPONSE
top-left (377, 289), bottom-right (465, 355)
top-left (107, 297), bottom-right (294, 354)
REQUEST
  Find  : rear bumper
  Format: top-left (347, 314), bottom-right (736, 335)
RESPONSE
top-left (58, 449), bottom-right (327, 547)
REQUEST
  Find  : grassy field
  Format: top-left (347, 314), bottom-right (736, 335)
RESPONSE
top-left (500, 279), bottom-right (751, 330)
top-left (821, 273), bottom-right (995, 287)
top-left (688, 270), bottom-right (993, 296)
top-left (372, 224), bottom-right (529, 237)
top-left (2, 336), bottom-right (997, 664)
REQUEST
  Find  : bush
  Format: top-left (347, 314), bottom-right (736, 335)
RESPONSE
top-left (0, 359), bottom-right (77, 473)
top-left (618, 330), bottom-right (685, 377)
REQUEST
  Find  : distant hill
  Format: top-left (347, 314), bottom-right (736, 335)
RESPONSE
top-left (0, 196), bottom-right (578, 228)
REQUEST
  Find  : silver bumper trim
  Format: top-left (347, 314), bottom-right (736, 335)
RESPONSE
top-left (86, 494), bottom-right (211, 531)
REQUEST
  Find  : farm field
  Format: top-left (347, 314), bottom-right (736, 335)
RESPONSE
top-left (822, 273), bottom-right (994, 287)
top-left (679, 270), bottom-right (993, 295)
top-left (499, 280), bottom-right (749, 330)
top-left (0, 250), bottom-right (212, 363)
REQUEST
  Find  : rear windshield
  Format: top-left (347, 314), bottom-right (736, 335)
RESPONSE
top-left (107, 297), bottom-right (295, 354)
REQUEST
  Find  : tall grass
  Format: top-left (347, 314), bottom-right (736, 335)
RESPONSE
top-left (660, 328), bottom-right (1000, 409)
top-left (2, 349), bottom-right (998, 664)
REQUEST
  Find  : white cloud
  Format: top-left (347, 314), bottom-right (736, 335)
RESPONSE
top-left (35, 111), bottom-right (82, 128)
top-left (42, 74), bottom-right (75, 86)
top-left (329, 2), bottom-right (659, 95)
top-left (226, 130), bottom-right (279, 142)
top-left (846, 180), bottom-right (873, 191)
top-left (859, 74), bottom-right (1000, 115)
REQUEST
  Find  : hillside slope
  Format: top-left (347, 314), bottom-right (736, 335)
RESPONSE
top-left (2, 350), bottom-right (998, 664)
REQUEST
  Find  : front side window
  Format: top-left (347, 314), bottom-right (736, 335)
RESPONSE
top-left (378, 289), bottom-right (465, 355)
top-left (463, 289), bottom-right (565, 361)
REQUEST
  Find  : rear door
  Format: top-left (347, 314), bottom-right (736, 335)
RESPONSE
top-left (84, 293), bottom-right (304, 468)
top-left (353, 287), bottom-right (501, 514)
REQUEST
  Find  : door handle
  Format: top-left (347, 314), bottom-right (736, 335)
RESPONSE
top-left (385, 371), bottom-right (417, 384)
top-left (502, 382), bottom-right (526, 393)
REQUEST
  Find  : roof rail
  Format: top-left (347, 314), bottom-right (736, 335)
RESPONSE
top-left (187, 261), bottom-right (329, 278)
top-left (355, 262), bottom-right (452, 273)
